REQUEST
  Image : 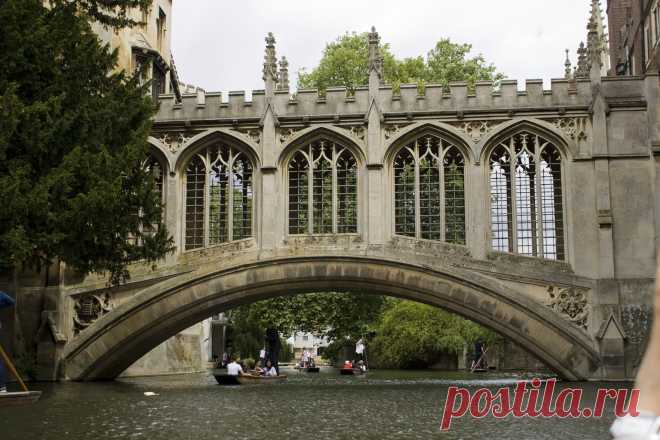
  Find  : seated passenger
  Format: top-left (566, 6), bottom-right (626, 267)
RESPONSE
top-left (226, 357), bottom-right (244, 376)
top-left (264, 360), bottom-right (278, 377)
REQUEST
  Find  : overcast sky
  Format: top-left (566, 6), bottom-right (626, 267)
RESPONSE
top-left (171, 0), bottom-right (595, 93)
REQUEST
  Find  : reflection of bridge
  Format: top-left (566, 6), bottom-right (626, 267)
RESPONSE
top-left (51, 29), bottom-right (659, 381)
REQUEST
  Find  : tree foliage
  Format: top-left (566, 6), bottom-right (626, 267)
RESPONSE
top-left (227, 307), bottom-right (293, 363)
top-left (369, 300), bottom-right (501, 369)
top-left (0, 0), bottom-right (173, 284)
top-left (297, 32), bottom-right (504, 93)
top-left (229, 292), bottom-right (387, 341)
top-left (54, 0), bottom-right (152, 27)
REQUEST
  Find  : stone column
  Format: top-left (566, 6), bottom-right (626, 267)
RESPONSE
top-left (366, 27), bottom-right (385, 245)
top-left (259, 33), bottom-right (281, 251)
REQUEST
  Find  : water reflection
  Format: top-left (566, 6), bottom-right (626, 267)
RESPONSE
top-left (0, 369), bottom-right (620, 440)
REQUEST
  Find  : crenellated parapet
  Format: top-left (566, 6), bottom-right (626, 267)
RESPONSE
top-left (156, 76), bottom-right (647, 128)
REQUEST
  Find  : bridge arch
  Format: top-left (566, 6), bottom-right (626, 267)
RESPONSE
top-left (62, 256), bottom-right (599, 381)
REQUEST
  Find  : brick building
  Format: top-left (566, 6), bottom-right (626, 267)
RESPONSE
top-left (607, 0), bottom-right (660, 74)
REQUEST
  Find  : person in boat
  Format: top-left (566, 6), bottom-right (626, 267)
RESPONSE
top-left (343, 360), bottom-right (353, 369)
top-left (265, 327), bottom-right (280, 375)
top-left (473, 339), bottom-right (487, 370)
top-left (226, 356), bottom-right (244, 376)
top-left (0, 291), bottom-right (17, 393)
top-left (259, 347), bottom-right (266, 368)
top-left (355, 338), bottom-right (365, 361)
top-left (262, 359), bottom-right (278, 377)
top-left (253, 360), bottom-right (264, 375)
top-left (357, 360), bottom-right (367, 372)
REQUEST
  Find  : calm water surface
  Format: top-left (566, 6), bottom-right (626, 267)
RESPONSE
top-left (0, 369), bottom-right (622, 440)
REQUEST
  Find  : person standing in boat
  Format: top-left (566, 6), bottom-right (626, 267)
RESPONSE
top-left (265, 327), bottom-right (280, 375)
top-left (473, 339), bottom-right (487, 370)
top-left (355, 338), bottom-right (365, 362)
top-left (0, 291), bottom-right (16, 393)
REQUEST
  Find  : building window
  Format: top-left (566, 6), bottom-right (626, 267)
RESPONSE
top-left (156, 8), bottom-right (166, 52)
top-left (393, 133), bottom-right (465, 244)
top-left (287, 139), bottom-right (358, 235)
top-left (184, 144), bottom-right (253, 250)
top-left (152, 64), bottom-right (166, 100)
top-left (489, 131), bottom-right (564, 260)
top-left (645, 24), bottom-right (651, 64)
top-left (655, 7), bottom-right (660, 46)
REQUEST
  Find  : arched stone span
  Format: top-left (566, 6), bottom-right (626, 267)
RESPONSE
top-left (62, 256), bottom-right (600, 381)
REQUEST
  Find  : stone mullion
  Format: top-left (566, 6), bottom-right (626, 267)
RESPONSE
top-left (439, 141), bottom-right (446, 243)
top-left (534, 136), bottom-right (544, 258)
top-left (331, 144), bottom-right (338, 234)
top-left (414, 141), bottom-right (421, 240)
top-left (227, 152), bottom-right (235, 242)
top-left (307, 144), bottom-right (314, 235)
top-left (509, 138), bottom-right (518, 254)
top-left (203, 151), bottom-right (211, 248)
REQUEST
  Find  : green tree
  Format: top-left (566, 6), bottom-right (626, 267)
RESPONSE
top-left (369, 300), bottom-right (500, 369)
top-left (230, 292), bottom-right (387, 341)
top-left (297, 32), bottom-right (504, 92)
top-left (58, 0), bottom-right (152, 27)
top-left (0, 0), bottom-right (174, 284)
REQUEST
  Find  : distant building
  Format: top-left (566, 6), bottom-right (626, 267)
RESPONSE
top-left (90, 0), bottom-right (181, 101)
top-left (288, 332), bottom-right (329, 360)
top-left (606, 0), bottom-right (660, 74)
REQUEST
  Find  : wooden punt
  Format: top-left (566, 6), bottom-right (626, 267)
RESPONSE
top-left (340, 367), bottom-right (366, 375)
top-left (236, 374), bottom-right (287, 384)
top-left (0, 391), bottom-right (42, 407)
top-left (213, 373), bottom-right (242, 385)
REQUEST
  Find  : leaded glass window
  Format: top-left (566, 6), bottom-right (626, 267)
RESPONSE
top-left (393, 134), bottom-right (466, 244)
top-left (489, 132), bottom-right (564, 260)
top-left (184, 144), bottom-right (253, 250)
top-left (287, 139), bottom-right (358, 234)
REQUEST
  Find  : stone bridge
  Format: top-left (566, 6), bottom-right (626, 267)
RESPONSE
top-left (42, 29), bottom-right (660, 381)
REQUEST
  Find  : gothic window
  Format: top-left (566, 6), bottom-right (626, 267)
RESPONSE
top-left (287, 139), bottom-right (358, 235)
top-left (128, 154), bottom-right (166, 246)
top-left (393, 134), bottom-right (466, 244)
top-left (142, 154), bottom-right (165, 236)
top-left (184, 144), bottom-right (253, 251)
top-left (489, 132), bottom-right (564, 260)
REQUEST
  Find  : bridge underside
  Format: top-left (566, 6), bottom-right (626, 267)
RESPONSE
top-left (62, 255), bottom-right (600, 381)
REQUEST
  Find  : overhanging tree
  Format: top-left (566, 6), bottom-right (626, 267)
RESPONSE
top-left (0, 0), bottom-right (174, 285)
top-left (298, 32), bottom-right (504, 92)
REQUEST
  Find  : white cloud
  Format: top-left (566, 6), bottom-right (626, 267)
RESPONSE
top-left (171, 0), bottom-right (594, 92)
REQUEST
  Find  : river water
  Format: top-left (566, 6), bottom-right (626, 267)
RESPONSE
top-left (1, 369), bottom-right (622, 439)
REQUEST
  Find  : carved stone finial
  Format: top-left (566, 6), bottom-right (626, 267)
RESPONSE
top-left (575, 42), bottom-right (589, 78)
top-left (585, 0), bottom-right (610, 75)
top-left (263, 32), bottom-right (278, 83)
top-left (368, 26), bottom-right (383, 82)
top-left (564, 49), bottom-right (573, 79)
top-left (277, 56), bottom-right (289, 91)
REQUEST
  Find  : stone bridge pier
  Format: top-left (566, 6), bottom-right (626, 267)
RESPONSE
top-left (27, 28), bottom-right (660, 381)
